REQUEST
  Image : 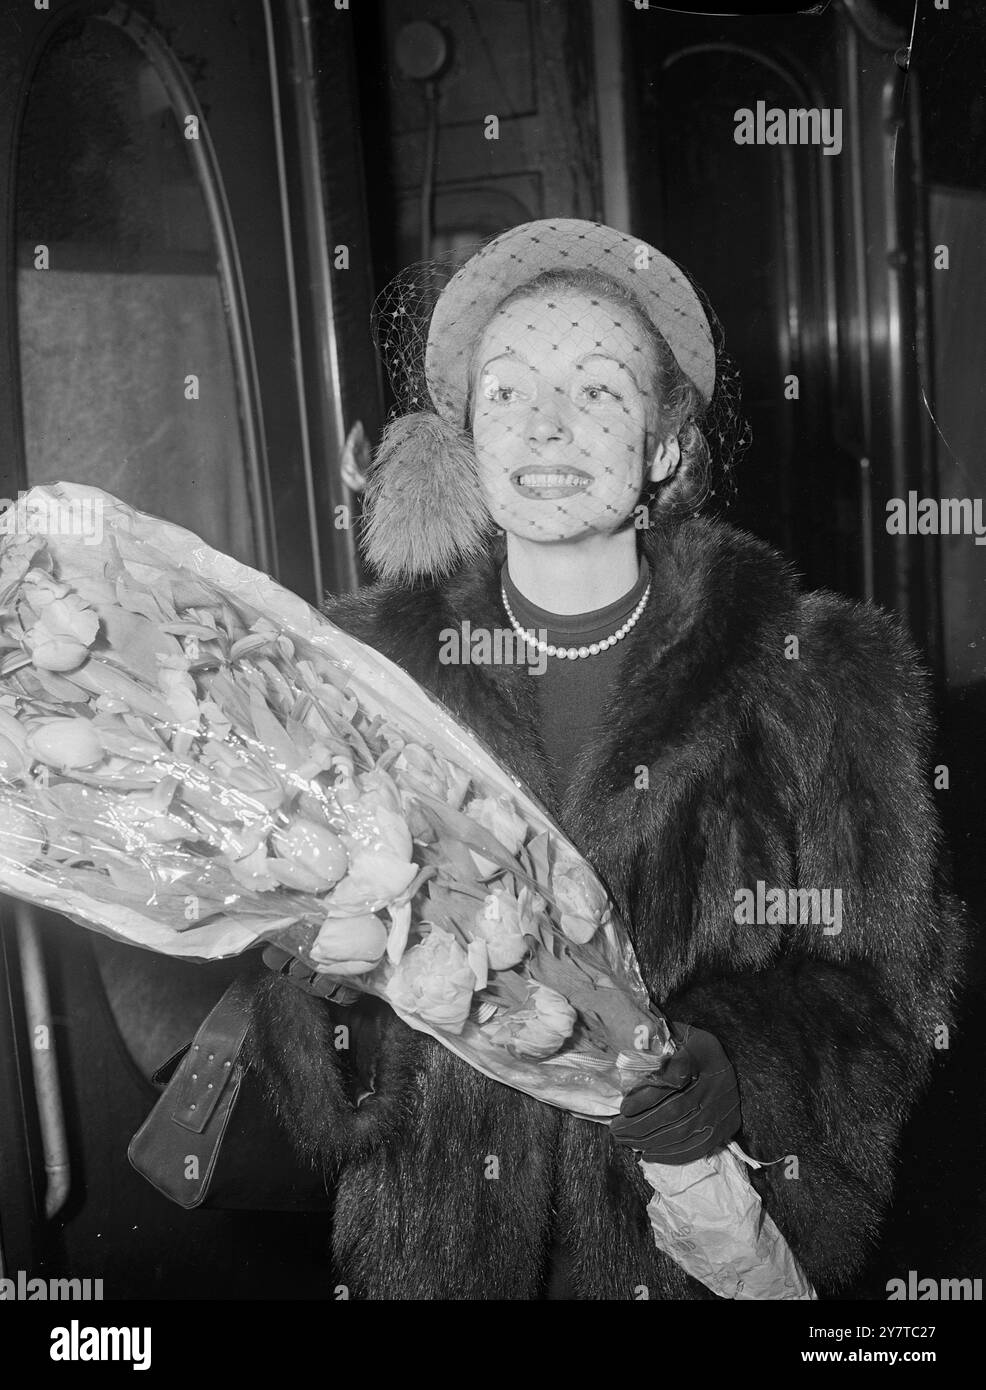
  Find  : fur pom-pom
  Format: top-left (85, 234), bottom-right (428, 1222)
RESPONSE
top-left (360, 412), bottom-right (493, 583)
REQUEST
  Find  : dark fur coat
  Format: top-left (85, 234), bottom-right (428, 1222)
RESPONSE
top-left (246, 517), bottom-right (968, 1300)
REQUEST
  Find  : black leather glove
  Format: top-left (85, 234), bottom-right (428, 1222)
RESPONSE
top-left (610, 1021), bottom-right (741, 1165)
top-left (261, 944), bottom-right (360, 1005)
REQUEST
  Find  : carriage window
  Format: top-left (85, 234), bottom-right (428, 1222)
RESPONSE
top-left (14, 12), bottom-right (260, 567)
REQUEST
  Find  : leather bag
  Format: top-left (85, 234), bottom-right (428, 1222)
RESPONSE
top-left (128, 974), bottom-right (332, 1211)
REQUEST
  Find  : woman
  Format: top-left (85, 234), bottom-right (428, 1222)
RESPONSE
top-left (249, 219), bottom-right (967, 1300)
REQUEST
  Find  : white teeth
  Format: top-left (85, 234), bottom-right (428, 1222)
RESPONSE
top-left (516, 474), bottom-right (589, 487)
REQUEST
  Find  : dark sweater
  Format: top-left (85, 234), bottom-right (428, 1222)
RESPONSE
top-left (501, 556), bottom-right (650, 803)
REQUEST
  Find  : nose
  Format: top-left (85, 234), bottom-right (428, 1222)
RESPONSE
top-left (527, 395), bottom-right (573, 446)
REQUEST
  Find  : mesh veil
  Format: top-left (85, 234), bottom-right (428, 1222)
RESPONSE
top-left (370, 240), bottom-right (752, 519)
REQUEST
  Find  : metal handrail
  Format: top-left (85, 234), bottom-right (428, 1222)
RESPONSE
top-left (14, 903), bottom-right (70, 1220)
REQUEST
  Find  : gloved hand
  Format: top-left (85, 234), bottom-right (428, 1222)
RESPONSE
top-left (261, 944), bottom-right (360, 1005)
top-left (610, 1021), bottom-right (741, 1165)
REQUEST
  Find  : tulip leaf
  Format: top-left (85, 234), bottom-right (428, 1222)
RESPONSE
top-left (115, 576), bottom-right (174, 625)
top-left (412, 794), bottom-right (538, 885)
top-left (248, 691), bottom-right (302, 772)
top-left (1, 651), bottom-right (32, 676)
top-left (199, 671), bottom-right (253, 728)
top-left (525, 831), bottom-right (552, 884)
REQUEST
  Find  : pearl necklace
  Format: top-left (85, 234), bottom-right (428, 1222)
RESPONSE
top-left (500, 577), bottom-right (652, 660)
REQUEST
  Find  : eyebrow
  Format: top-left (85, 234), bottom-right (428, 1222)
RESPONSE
top-left (579, 353), bottom-right (641, 388)
top-left (479, 351), bottom-right (533, 374)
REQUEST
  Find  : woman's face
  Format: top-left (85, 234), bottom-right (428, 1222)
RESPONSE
top-left (470, 289), bottom-right (661, 544)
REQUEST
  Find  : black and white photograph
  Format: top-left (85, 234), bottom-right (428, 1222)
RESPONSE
top-left (0, 0), bottom-right (983, 1356)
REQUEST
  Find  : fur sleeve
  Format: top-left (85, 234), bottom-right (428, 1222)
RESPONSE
top-left (243, 974), bottom-right (429, 1170)
top-left (666, 597), bottom-right (969, 1294)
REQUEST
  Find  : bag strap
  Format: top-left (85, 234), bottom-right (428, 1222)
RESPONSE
top-left (170, 977), bottom-right (255, 1133)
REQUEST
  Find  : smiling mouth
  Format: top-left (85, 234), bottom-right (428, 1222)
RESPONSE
top-left (511, 468), bottom-right (592, 499)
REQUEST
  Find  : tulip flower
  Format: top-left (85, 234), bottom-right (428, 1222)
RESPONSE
top-left (552, 852), bottom-right (612, 945)
top-left (23, 593), bottom-right (99, 672)
top-left (471, 884), bottom-right (543, 969)
top-left (27, 718), bottom-right (104, 770)
top-left (271, 817), bottom-right (348, 890)
top-left (328, 798), bottom-right (417, 914)
top-left (22, 569), bottom-right (70, 608)
top-left (310, 913), bottom-right (389, 975)
top-left (384, 927), bottom-right (478, 1034)
top-left (486, 984), bottom-right (576, 1059)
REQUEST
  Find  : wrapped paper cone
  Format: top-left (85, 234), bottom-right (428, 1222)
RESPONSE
top-left (640, 1148), bottom-right (817, 1300)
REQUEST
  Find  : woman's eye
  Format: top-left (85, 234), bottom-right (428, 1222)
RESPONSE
top-left (481, 374), bottom-right (522, 404)
top-left (579, 383), bottom-right (622, 404)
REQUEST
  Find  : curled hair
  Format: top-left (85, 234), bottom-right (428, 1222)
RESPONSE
top-left (465, 266), bottom-right (750, 521)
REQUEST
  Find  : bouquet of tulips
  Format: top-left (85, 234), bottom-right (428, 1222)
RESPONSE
top-left (0, 482), bottom-right (814, 1299)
